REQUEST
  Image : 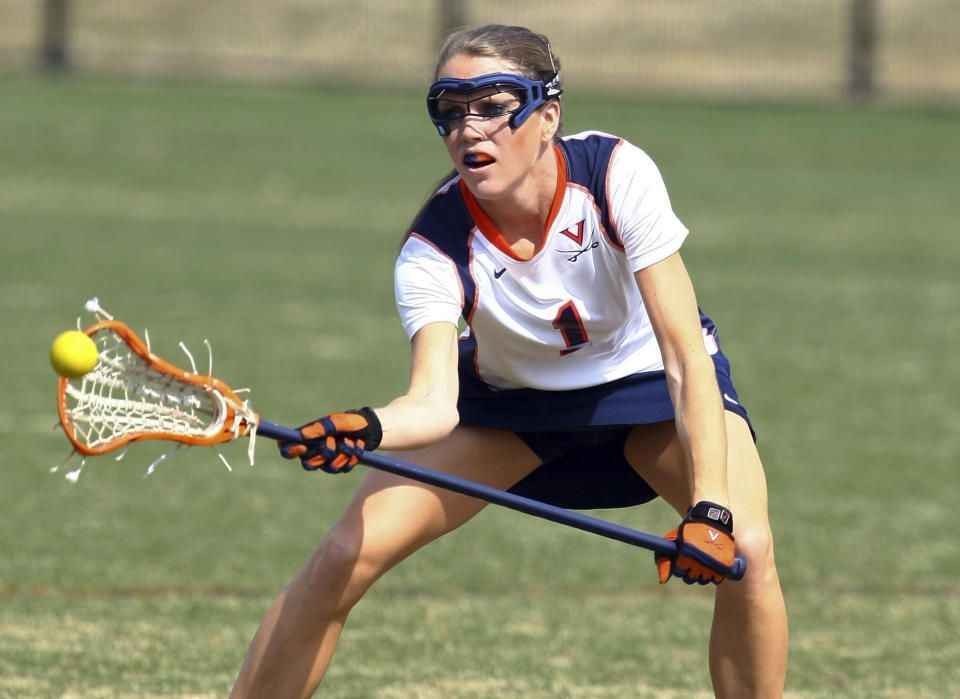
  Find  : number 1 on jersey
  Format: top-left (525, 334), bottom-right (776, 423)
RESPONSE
top-left (553, 300), bottom-right (590, 355)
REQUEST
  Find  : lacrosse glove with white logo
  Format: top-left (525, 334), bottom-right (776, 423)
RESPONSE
top-left (656, 501), bottom-right (736, 585)
top-left (278, 407), bottom-right (382, 473)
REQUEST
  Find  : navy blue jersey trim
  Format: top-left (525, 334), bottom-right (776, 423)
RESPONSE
top-left (558, 134), bottom-right (624, 250)
top-left (409, 183), bottom-right (478, 324)
top-left (457, 332), bottom-right (483, 384)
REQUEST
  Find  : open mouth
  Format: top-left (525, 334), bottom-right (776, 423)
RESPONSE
top-left (464, 153), bottom-right (495, 170)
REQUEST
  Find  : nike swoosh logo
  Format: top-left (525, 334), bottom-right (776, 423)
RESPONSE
top-left (494, 267), bottom-right (506, 279)
top-left (723, 393), bottom-right (739, 405)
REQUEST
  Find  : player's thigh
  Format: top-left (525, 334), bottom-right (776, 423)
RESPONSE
top-left (333, 423), bottom-right (542, 567)
top-left (622, 412), bottom-right (769, 524)
top-left (622, 419), bottom-right (690, 515)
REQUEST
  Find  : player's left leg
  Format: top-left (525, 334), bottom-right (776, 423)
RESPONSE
top-left (707, 412), bottom-right (787, 698)
top-left (624, 412), bottom-right (788, 698)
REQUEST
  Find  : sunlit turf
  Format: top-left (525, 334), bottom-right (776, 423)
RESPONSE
top-left (1, 74), bottom-right (958, 697)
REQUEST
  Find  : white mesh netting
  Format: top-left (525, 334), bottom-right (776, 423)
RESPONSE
top-left (63, 330), bottom-right (228, 447)
top-left (54, 299), bottom-right (258, 480)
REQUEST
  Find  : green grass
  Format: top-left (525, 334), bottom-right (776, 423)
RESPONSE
top-left (1, 74), bottom-right (958, 697)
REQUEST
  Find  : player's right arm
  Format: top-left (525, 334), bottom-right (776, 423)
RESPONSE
top-left (374, 320), bottom-right (461, 450)
top-left (380, 229), bottom-right (466, 450)
top-left (277, 321), bottom-right (460, 471)
top-left (279, 227), bottom-right (464, 469)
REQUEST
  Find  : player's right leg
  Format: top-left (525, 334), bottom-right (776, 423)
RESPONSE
top-left (229, 424), bottom-right (541, 699)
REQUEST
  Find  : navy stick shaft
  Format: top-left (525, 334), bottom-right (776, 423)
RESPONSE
top-left (256, 418), bottom-right (746, 580)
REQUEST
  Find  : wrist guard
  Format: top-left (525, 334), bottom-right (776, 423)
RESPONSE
top-left (686, 501), bottom-right (733, 535)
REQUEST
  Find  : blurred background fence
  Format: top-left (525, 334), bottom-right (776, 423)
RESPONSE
top-left (1, 0), bottom-right (958, 104)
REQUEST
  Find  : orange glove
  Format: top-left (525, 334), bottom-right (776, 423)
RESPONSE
top-left (279, 407), bottom-right (382, 473)
top-left (656, 501), bottom-right (736, 585)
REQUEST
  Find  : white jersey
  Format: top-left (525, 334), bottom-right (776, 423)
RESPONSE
top-left (395, 131), bottom-right (690, 391)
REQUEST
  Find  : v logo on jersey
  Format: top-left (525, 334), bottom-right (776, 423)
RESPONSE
top-left (557, 221), bottom-right (597, 262)
top-left (560, 220), bottom-right (586, 245)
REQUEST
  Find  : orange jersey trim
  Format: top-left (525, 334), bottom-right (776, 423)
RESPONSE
top-left (459, 144), bottom-right (568, 261)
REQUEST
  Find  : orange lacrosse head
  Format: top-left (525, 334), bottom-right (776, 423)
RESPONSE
top-left (57, 319), bottom-right (258, 456)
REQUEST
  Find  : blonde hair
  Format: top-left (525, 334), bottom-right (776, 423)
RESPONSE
top-left (435, 24), bottom-right (561, 82)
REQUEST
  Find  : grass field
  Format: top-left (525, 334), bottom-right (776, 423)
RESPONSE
top-left (1, 74), bottom-right (958, 697)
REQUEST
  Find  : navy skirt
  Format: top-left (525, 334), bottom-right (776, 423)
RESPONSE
top-left (457, 344), bottom-right (753, 510)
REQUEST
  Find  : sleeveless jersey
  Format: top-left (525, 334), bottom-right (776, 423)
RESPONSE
top-left (395, 131), bottom-right (695, 392)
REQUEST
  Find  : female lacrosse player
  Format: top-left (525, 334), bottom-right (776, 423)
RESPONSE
top-left (232, 24), bottom-right (788, 699)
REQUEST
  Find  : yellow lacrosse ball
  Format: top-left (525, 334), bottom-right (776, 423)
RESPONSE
top-left (50, 330), bottom-right (99, 379)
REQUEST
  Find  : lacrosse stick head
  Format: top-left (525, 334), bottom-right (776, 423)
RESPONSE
top-left (57, 319), bottom-right (258, 456)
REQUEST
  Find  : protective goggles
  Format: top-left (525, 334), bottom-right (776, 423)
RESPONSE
top-left (426, 72), bottom-right (562, 136)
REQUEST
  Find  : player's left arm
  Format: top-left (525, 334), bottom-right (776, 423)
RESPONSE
top-left (634, 251), bottom-right (736, 583)
top-left (634, 251), bottom-right (729, 506)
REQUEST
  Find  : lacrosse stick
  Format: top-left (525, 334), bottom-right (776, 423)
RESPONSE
top-left (55, 301), bottom-right (746, 580)
top-left (257, 418), bottom-right (746, 579)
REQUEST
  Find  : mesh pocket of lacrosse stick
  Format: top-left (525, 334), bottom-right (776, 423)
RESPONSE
top-left (57, 319), bottom-right (259, 465)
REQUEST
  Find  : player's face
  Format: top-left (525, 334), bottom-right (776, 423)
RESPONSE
top-left (435, 54), bottom-right (559, 204)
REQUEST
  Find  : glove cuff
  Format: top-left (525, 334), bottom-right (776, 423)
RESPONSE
top-left (350, 406), bottom-right (383, 452)
top-left (687, 501), bottom-right (734, 536)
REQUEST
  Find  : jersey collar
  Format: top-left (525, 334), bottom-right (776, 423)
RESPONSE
top-left (459, 144), bottom-right (567, 261)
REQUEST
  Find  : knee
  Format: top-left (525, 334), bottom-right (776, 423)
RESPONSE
top-left (315, 525), bottom-right (365, 576)
top-left (733, 518), bottom-right (778, 587)
top-left (294, 524), bottom-right (375, 615)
